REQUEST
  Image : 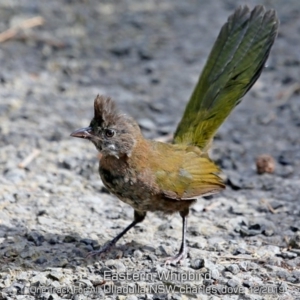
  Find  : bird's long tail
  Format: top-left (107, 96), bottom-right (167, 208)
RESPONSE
top-left (173, 5), bottom-right (279, 151)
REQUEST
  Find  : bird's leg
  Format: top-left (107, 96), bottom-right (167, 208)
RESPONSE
top-left (165, 208), bottom-right (189, 265)
top-left (87, 210), bottom-right (146, 258)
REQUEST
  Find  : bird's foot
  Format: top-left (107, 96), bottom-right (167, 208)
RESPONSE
top-left (164, 250), bottom-right (187, 266)
top-left (86, 241), bottom-right (115, 259)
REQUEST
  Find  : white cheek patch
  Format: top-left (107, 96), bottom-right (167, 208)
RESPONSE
top-left (107, 144), bottom-right (119, 159)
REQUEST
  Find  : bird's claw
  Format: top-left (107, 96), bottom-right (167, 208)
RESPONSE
top-left (85, 242), bottom-right (114, 259)
top-left (164, 251), bottom-right (187, 266)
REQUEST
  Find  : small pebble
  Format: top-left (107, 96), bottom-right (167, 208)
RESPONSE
top-left (26, 231), bottom-right (44, 246)
top-left (256, 154), bottom-right (275, 174)
top-left (63, 235), bottom-right (78, 243)
top-left (133, 249), bottom-right (143, 259)
top-left (289, 232), bottom-right (300, 249)
top-left (34, 257), bottom-right (48, 264)
top-left (48, 270), bottom-right (64, 281)
top-left (105, 260), bottom-right (126, 272)
top-left (137, 118), bottom-right (156, 131)
top-left (190, 258), bottom-right (205, 270)
top-left (126, 296), bottom-right (138, 300)
top-left (226, 264), bottom-right (240, 275)
top-left (31, 274), bottom-right (48, 286)
top-left (279, 251), bottom-right (297, 259)
top-left (227, 278), bottom-right (239, 288)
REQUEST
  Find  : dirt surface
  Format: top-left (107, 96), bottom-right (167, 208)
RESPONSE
top-left (0, 0), bottom-right (300, 299)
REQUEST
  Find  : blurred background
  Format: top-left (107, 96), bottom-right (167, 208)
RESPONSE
top-left (0, 0), bottom-right (299, 143)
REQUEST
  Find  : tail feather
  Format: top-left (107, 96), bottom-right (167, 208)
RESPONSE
top-left (174, 5), bottom-right (279, 150)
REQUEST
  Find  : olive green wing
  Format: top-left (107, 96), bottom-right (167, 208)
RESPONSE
top-left (174, 5), bottom-right (279, 150)
top-left (155, 151), bottom-right (225, 200)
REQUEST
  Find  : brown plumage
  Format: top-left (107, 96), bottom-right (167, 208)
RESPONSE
top-left (71, 6), bottom-right (279, 264)
top-left (72, 95), bottom-right (224, 264)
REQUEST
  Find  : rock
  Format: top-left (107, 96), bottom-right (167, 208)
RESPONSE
top-left (226, 264), bottom-right (240, 275)
top-left (19, 247), bottom-right (37, 259)
top-left (170, 295), bottom-right (181, 300)
top-left (78, 279), bottom-right (93, 287)
top-left (233, 248), bottom-right (250, 255)
top-left (105, 260), bottom-right (126, 272)
top-left (126, 296), bottom-right (138, 300)
top-left (137, 118), bottom-right (156, 131)
top-left (31, 274), bottom-right (48, 286)
top-left (239, 227), bottom-right (261, 237)
top-left (240, 218), bottom-right (276, 237)
top-left (203, 259), bottom-right (215, 271)
top-left (292, 270), bottom-right (300, 281)
top-left (4, 168), bottom-right (26, 183)
top-left (243, 280), bottom-right (251, 288)
top-left (256, 154), bottom-right (276, 174)
top-left (80, 238), bottom-right (96, 245)
top-left (226, 172), bottom-right (243, 190)
top-left (256, 245), bottom-right (280, 257)
top-left (63, 234), bottom-right (78, 243)
top-left (188, 225), bottom-right (203, 236)
top-left (289, 232), bottom-right (300, 249)
top-left (109, 43), bottom-right (131, 57)
top-left (147, 254), bottom-right (157, 262)
top-left (26, 231), bottom-right (44, 246)
top-left (138, 47), bottom-right (153, 61)
top-left (190, 258), bottom-right (205, 270)
top-left (152, 294), bottom-right (168, 300)
top-left (49, 281), bottom-right (61, 293)
top-left (238, 261), bottom-right (248, 271)
top-left (35, 257), bottom-right (48, 264)
top-left (210, 269), bottom-right (219, 280)
top-left (155, 245), bottom-right (168, 257)
top-left (49, 294), bottom-right (61, 300)
top-left (279, 251), bottom-right (297, 259)
top-left (48, 270), bottom-right (64, 281)
top-left (276, 269), bottom-right (290, 280)
top-left (2, 275), bottom-right (12, 287)
top-left (72, 248), bottom-right (85, 257)
top-left (287, 276), bottom-right (297, 283)
top-left (2, 286), bottom-right (18, 297)
top-left (73, 295), bottom-right (89, 300)
top-left (149, 102), bottom-right (164, 112)
top-left (17, 272), bottom-right (29, 281)
top-left (227, 278), bottom-right (240, 288)
top-left (51, 257), bottom-right (69, 267)
top-left (278, 152), bottom-right (293, 165)
top-left (59, 157), bottom-right (78, 170)
top-left (13, 283), bottom-right (25, 294)
top-left (133, 249), bottom-right (143, 259)
top-left (38, 216), bottom-right (56, 226)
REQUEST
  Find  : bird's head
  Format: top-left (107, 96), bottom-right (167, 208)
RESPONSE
top-left (71, 95), bottom-right (141, 158)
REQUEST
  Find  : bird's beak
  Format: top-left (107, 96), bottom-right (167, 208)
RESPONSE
top-left (70, 127), bottom-right (93, 139)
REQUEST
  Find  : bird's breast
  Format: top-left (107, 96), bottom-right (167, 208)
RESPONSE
top-left (99, 158), bottom-right (159, 211)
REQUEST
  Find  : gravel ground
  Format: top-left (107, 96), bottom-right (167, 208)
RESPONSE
top-left (1, 0), bottom-right (300, 299)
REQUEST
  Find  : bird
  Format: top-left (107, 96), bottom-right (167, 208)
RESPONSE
top-left (71, 5), bottom-right (279, 264)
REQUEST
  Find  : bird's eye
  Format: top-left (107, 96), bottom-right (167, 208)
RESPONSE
top-left (105, 129), bottom-right (115, 138)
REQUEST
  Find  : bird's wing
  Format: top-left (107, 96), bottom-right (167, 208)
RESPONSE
top-left (155, 150), bottom-right (225, 200)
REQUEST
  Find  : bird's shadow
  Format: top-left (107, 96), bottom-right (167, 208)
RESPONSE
top-left (0, 224), bottom-right (157, 272)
